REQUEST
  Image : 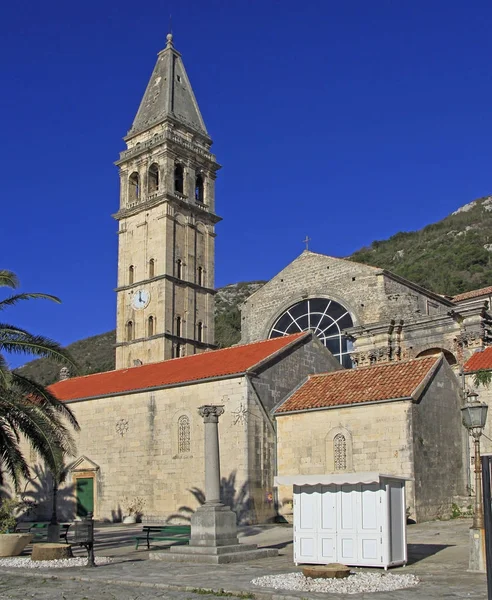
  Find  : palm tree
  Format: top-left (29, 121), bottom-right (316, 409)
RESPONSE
top-left (0, 269), bottom-right (80, 491)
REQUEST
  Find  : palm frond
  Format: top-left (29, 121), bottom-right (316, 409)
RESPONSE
top-left (0, 329), bottom-right (77, 369)
top-left (0, 293), bottom-right (61, 311)
top-left (0, 271), bottom-right (19, 290)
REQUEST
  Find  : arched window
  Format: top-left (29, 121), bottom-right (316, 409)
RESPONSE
top-left (148, 316), bottom-right (154, 337)
top-left (129, 172), bottom-right (140, 202)
top-left (148, 163), bottom-right (159, 193)
top-left (176, 259), bottom-right (182, 279)
top-left (197, 322), bottom-right (203, 342)
top-left (175, 343), bottom-right (182, 358)
top-left (197, 266), bottom-right (203, 287)
top-left (129, 265), bottom-right (134, 285)
top-left (269, 298), bottom-right (354, 368)
top-left (174, 164), bottom-right (184, 194)
top-left (126, 320), bottom-right (134, 341)
top-left (176, 316), bottom-right (182, 338)
top-left (195, 173), bottom-right (204, 202)
top-left (149, 258), bottom-right (155, 279)
top-left (333, 434), bottom-right (347, 471)
top-left (178, 415), bottom-right (191, 453)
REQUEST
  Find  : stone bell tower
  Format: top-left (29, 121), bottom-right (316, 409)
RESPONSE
top-left (114, 34), bottom-right (221, 369)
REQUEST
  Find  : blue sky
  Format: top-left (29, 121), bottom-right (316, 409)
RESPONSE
top-left (2, 0), bottom-right (492, 366)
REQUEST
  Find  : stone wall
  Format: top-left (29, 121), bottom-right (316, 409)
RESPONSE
top-left (411, 360), bottom-right (467, 521)
top-left (275, 401), bottom-right (417, 517)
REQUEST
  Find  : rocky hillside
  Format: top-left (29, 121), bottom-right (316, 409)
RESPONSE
top-left (15, 281), bottom-right (266, 386)
top-left (350, 195), bottom-right (492, 296)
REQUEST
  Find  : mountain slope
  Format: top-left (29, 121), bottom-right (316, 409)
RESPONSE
top-left (350, 195), bottom-right (492, 296)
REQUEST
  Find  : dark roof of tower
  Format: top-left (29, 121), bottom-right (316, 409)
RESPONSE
top-left (127, 33), bottom-right (208, 138)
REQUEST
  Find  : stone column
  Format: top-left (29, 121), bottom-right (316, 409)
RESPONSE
top-left (189, 404), bottom-right (239, 547)
top-left (200, 405), bottom-right (224, 504)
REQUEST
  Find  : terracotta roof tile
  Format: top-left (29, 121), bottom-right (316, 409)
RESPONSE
top-left (275, 356), bottom-right (440, 413)
top-left (49, 332), bottom-right (307, 402)
top-left (453, 286), bottom-right (492, 302)
top-left (464, 347), bottom-right (492, 372)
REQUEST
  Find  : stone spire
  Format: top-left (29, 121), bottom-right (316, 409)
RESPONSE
top-left (128, 33), bottom-right (208, 138)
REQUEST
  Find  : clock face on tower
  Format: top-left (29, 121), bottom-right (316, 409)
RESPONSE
top-left (131, 289), bottom-right (150, 310)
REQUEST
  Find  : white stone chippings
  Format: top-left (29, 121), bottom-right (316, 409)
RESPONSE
top-left (0, 556), bottom-right (113, 569)
top-left (251, 571), bottom-right (419, 594)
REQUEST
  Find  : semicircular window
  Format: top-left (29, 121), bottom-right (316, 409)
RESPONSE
top-left (269, 298), bottom-right (354, 368)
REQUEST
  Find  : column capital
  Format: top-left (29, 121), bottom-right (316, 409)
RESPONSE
top-left (198, 405), bottom-right (224, 423)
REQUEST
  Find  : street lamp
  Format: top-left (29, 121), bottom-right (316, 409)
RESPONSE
top-left (461, 390), bottom-right (488, 530)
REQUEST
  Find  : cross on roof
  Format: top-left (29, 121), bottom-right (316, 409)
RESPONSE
top-left (302, 236), bottom-right (311, 250)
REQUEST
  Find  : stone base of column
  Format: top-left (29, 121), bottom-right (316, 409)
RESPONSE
top-left (468, 527), bottom-right (486, 572)
top-left (47, 524), bottom-right (60, 543)
top-left (150, 504), bottom-right (278, 564)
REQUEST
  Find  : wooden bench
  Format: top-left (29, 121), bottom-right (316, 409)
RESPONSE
top-left (135, 525), bottom-right (191, 550)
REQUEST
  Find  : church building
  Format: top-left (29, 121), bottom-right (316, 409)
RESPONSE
top-left (22, 34), bottom-right (492, 525)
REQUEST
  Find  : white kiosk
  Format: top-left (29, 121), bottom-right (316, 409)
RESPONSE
top-left (274, 472), bottom-right (409, 569)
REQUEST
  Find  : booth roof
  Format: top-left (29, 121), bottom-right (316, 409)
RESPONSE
top-left (274, 472), bottom-right (412, 486)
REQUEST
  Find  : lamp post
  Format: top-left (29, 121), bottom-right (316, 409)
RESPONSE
top-left (461, 389), bottom-right (488, 570)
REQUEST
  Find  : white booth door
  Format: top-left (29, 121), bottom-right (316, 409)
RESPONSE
top-left (294, 483), bottom-right (382, 566)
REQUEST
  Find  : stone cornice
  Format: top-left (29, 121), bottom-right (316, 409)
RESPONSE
top-left (113, 194), bottom-right (221, 224)
top-left (115, 273), bottom-right (217, 295)
top-left (115, 331), bottom-right (217, 351)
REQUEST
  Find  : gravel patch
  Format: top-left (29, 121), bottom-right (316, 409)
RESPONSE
top-left (0, 556), bottom-right (113, 569)
top-left (252, 571), bottom-right (419, 594)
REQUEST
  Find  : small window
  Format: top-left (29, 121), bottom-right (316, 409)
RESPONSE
top-left (175, 343), bottom-right (182, 358)
top-left (176, 259), bottom-right (182, 279)
top-left (148, 316), bottom-right (154, 337)
top-left (129, 172), bottom-right (140, 202)
top-left (197, 322), bottom-right (203, 343)
top-left (126, 320), bottom-right (134, 341)
top-left (148, 163), bottom-right (159, 193)
top-left (176, 74), bottom-right (182, 83)
top-left (174, 164), bottom-right (184, 194)
top-left (149, 258), bottom-right (155, 279)
top-left (333, 434), bottom-right (347, 471)
top-left (178, 415), bottom-right (190, 453)
top-left (129, 265), bottom-right (134, 285)
top-left (197, 266), bottom-right (203, 287)
top-left (176, 316), bottom-right (182, 338)
top-left (195, 173), bottom-right (204, 202)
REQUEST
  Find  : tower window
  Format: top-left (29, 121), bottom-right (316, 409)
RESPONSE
top-left (148, 316), bottom-right (155, 337)
top-left (174, 343), bottom-right (183, 358)
top-left (197, 266), bottom-right (203, 287)
top-left (174, 164), bottom-right (184, 194)
top-left (197, 321), bottom-right (203, 343)
top-left (129, 172), bottom-right (140, 202)
top-left (195, 173), bottom-right (204, 202)
top-left (176, 259), bottom-right (182, 279)
top-left (149, 258), bottom-right (155, 278)
top-left (148, 163), bottom-right (159, 193)
top-left (176, 316), bottom-right (182, 338)
top-left (126, 320), bottom-right (134, 341)
top-left (129, 265), bottom-right (135, 285)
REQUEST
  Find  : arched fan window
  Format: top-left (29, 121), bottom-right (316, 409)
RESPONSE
top-left (178, 415), bottom-right (191, 453)
top-left (269, 298), bottom-right (354, 368)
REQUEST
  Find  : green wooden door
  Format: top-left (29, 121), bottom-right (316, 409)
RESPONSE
top-left (76, 477), bottom-right (94, 517)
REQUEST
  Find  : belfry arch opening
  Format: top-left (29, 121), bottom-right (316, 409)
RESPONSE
top-left (174, 164), bottom-right (184, 194)
top-left (195, 173), bottom-right (204, 202)
top-left (148, 164), bottom-right (159, 193)
top-left (129, 172), bottom-right (140, 203)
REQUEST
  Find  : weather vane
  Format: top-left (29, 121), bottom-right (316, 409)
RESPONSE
top-left (302, 235), bottom-right (311, 250)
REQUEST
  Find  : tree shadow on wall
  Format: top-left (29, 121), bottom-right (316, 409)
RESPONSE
top-left (19, 464), bottom-right (74, 522)
top-left (166, 471), bottom-right (256, 526)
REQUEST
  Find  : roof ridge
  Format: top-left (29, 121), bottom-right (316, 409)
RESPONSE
top-left (309, 355), bottom-right (439, 379)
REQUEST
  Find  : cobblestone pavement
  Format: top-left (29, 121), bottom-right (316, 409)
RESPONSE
top-left (0, 518), bottom-right (487, 599)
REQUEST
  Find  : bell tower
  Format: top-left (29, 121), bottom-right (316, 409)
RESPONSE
top-left (114, 34), bottom-right (221, 369)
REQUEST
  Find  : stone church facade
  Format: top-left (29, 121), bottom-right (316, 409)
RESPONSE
top-left (18, 34), bottom-right (492, 525)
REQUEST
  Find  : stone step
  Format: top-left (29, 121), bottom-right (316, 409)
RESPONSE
top-left (150, 547), bottom-right (278, 564)
top-left (169, 543), bottom-right (259, 555)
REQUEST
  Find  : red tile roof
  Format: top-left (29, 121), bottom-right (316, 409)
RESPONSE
top-left (275, 356), bottom-right (440, 413)
top-left (453, 286), bottom-right (492, 302)
top-left (48, 332), bottom-right (308, 402)
top-left (464, 347), bottom-right (492, 372)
